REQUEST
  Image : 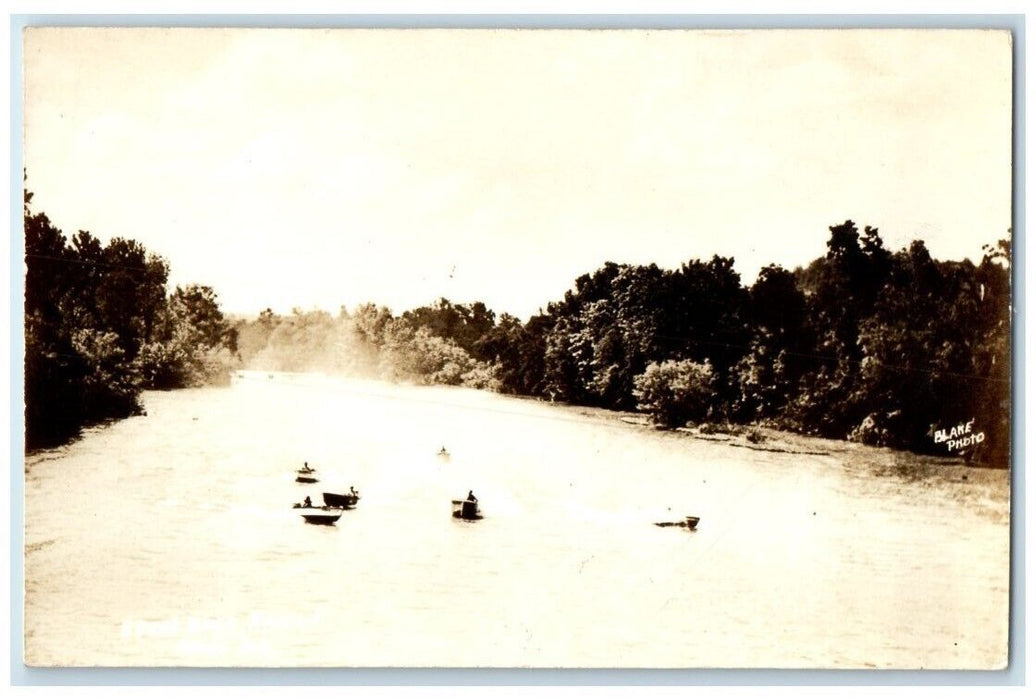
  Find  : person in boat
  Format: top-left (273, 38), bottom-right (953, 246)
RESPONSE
top-left (303, 496), bottom-right (312, 508)
top-left (300, 461), bottom-right (314, 474)
top-left (467, 490), bottom-right (477, 503)
top-left (349, 486), bottom-right (358, 497)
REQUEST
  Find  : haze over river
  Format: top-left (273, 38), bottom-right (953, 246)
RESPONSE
top-left (24, 371), bottom-right (1010, 668)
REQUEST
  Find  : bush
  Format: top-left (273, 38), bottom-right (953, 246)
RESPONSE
top-left (847, 412), bottom-right (893, 446)
top-left (633, 359), bottom-right (716, 429)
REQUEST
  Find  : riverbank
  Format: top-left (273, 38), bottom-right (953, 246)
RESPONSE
top-left (534, 398), bottom-right (1010, 515)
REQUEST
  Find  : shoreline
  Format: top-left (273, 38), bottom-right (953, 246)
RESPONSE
top-left (234, 369), bottom-right (1012, 480)
top-left (233, 368), bottom-right (1008, 474)
top-left (529, 395), bottom-right (1010, 495)
top-left (29, 371), bottom-right (1010, 489)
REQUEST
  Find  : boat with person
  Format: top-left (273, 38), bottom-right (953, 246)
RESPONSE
top-left (451, 492), bottom-right (483, 521)
top-left (296, 461), bottom-right (319, 483)
top-left (322, 489), bottom-right (360, 509)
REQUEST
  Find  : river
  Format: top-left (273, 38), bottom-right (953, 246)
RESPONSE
top-left (23, 371), bottom-right (1010, 668)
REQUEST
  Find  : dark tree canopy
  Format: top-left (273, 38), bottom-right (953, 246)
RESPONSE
top-left (24, 189), bottom-right (238, 448)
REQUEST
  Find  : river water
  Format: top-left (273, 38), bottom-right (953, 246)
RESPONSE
top-left (23, 371), bottom-right (1010, 668)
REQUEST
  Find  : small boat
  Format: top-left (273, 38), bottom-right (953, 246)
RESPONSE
top-left (654, 516), bottom-right (700, 530)
top-left (323, 491), bottom-right (360, 508)
top-left (296, 506), bottom-right (342, 525)
top-left (295, 461), bottom-right (319, 483)
top-left (437, 447), bottom-right (450, 458)
top-left (451, 499), bottom-right (483, 521)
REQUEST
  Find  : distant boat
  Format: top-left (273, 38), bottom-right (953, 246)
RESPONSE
top-left (296, 506), bottom-right (342, 526)
top-left (437, 447), bottom-right (450, 458)
top-left (323, 491), bottom-right (360, 509)
top-left (296, 463), bottom-right (318, 483)
top-left (451, 498), bottom-right (483, 521)
top-left (654, 516), bottom-right (700, 530)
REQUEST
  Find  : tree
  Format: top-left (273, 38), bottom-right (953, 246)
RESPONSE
top-left (734, 265), bottom-right (809, 420)
top-left (93, 238), bottom-right (169, 358)
top-left (473, 313), bottom-right (533, 393)
top-left (168, 285), bottom-right (237, 352)
top-left (402, 298), bottom-right (497, 360)
top-left (24, 195), bottom-right (154, 445)
top-left (662, 256), bottom-right (749, 414)
top-left (136, 284), bottom-right (238, 387)
top-left (788, 221), bottom-right (893, 439)
top-left (352, 303), bottom-right (393, 347)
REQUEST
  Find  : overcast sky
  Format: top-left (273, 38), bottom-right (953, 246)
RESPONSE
top-left (23, 28), bottom-right (1012, 320)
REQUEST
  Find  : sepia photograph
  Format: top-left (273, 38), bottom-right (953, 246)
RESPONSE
top-left (20, 25), bottom-right (1013, 669)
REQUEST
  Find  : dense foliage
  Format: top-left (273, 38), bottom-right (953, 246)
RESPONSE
top-left (233, 301), bottom-right (500, 389)
top-left (633, 359), bottom-right (716, 429)
top-left (24, 191), bottom-right (238, 448)
top-left (234, 220), bottom-right (1010, 467)
top-left (32, 189), bottom-right (1006, 467)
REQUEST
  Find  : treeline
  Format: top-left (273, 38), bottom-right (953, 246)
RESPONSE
top-left (236, 221), bottom-right (1010, 467)
top-left (24, 192), bottom-right (239, 448)
top-left (234, 300), bottom-right (501, 389)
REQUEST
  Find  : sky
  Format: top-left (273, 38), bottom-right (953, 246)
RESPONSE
top-left (22, 27), bottom-right (1013, 320)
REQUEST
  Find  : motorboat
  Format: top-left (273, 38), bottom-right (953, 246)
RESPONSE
top-left (296, 463), bottom-right (318, 483)
top-left (654, 515), bottom-right (700, 530)
top-left (323, 491), bottom-right (360, 508)
top-left (451, 498), bottom-right (483, 521)
top-left (295, 506), bottom-right (343, 525)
